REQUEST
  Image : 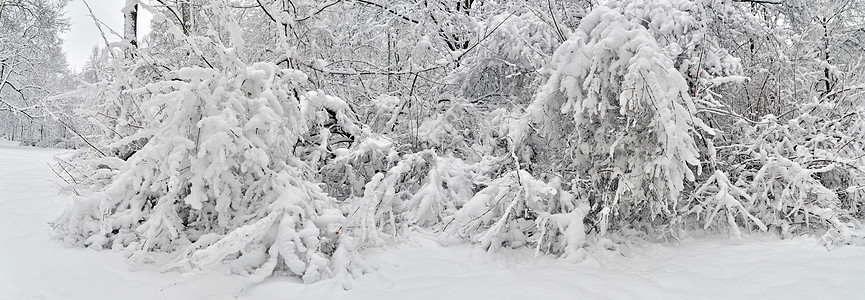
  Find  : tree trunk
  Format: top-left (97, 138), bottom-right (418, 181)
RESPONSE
top-left (180, 0), bottom-right (192, 34)
top-left (123, 0), bottom-right (138, 57)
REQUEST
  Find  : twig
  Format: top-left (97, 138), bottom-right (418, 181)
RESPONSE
top-left (295, 0), bottom-right (343, 22)
top-left (56, 117), bottom-right (106, 157)
top-left (693, 43), bottom-right (705, 98)
top-left (447, 185), bottom-right (515, 233)
top-left (255, 0), bottom-right (278, 23)
top-left (353, 0), bottom-right (420, 24)
top-left (456, 12), bottom-right (516, 63)
top-left (547, 0), bottom-right (565, 42)
top-left (153, 0), bottom-right (189, 34)
top-left (48, 163), bottom-right (80, 196)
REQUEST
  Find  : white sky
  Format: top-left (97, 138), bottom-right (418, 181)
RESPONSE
top-left (62, 0), bottom-right (152, 72)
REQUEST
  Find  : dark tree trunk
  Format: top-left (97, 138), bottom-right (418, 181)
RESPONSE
top-left (124, 1), bottom-right (138, 57)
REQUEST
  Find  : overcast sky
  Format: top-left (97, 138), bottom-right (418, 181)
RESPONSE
top-left (62, 0), bottom-right (152, 72)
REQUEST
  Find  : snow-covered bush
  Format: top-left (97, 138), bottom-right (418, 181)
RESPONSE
top-left (690, 170), bottom-right (768, 241)
top-left (713, 99), bottom-right (865, 246)
top-left (445, 170), bottom-right (589, 259)
top-left (50, 20), bottom-right (161, 211)
top-left (527, 6), bottom-right (713, 236)
top-left (341, 148), bottom-right (481, 247)
top-left (51, 2), bottom-right (378, 283)
top-left (53, 56), bottom-right (369, 283)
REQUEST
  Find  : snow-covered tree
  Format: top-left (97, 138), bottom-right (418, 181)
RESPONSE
top-left (52, 2), bottom-right (371, 285)
top-left (0, 0), bottom-right (73, 146)
top-left (527, 5), bottom-right (713, 236)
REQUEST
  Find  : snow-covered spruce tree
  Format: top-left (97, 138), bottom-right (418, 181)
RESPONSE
top-left (526, 5), bottom-right (713, 238)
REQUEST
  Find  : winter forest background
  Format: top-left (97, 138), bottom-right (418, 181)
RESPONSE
top-left (2, 0), bottom-right (865, 289)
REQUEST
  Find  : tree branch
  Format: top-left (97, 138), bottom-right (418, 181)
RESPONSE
top-left (153, 0), bottom-right (189, 34)
top-left (354, 0), bottom-right (420, 24)
top-left (295, 0), bottom-right (343, 22)
top-left (255, 0), bottom-right (278, 23)
top-left (732, 0), bottom-right (783, 4)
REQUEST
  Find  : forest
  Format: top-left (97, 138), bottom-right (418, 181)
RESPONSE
top-left (2, 0), bottom-right (865, 286)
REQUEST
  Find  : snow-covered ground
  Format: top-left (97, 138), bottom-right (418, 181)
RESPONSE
top-left (2, 140), bottom-right (864, 300)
